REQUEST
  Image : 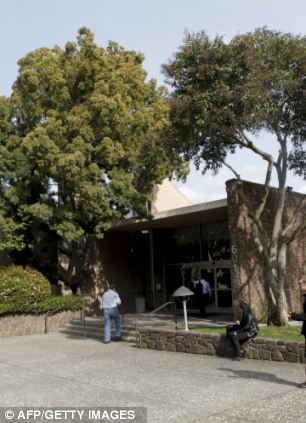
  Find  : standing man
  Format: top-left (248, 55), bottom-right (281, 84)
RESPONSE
top-left (289, 277), bottom-right (306, 388)
top-left (193, 277), bottom-right (212, 316)
top-left (101, 284), bottom-right (122, 344)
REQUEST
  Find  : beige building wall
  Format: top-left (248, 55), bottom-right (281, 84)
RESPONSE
top-left (151, 179), bottom-right (192, 213)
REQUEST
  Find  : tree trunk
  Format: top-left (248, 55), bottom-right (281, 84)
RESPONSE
top-left (58, 237), bottom-right (86, 292)
top-left (266, 272), bottom-right (289, 326)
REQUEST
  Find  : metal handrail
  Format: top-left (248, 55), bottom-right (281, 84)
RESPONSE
top-left (44, 306), bottom-right (82, 334)
top-left (81, 306), bottom-right (86, 339)
top-left (135, 300), bottom-right (177, 348)
top-left (148, 301), bottom-right (175, 314)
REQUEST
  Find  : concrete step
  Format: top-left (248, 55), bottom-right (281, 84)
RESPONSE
top-left (68, 319), bottom-right (136, 331)
top-left (62, 324), bottom-right (136, 336)
top-left (65, 319), bottom-right (137, 332)
top-left (60, 328), bottom-right (136, 343)
top-left (60, 318), bottom-right (137, 343)
top-left (60, 328), bottom-right (135, 343)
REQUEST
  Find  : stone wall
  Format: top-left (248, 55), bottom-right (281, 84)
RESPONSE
top-left (0, 310), bottom-right (80, 337)
top-left (226, 179), bottom-right (306, 319)
top-left (139, 328), bottom-right (305, 364)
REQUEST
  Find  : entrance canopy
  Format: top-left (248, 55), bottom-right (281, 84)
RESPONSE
top-left (110, 199), bottom-right (228, 232)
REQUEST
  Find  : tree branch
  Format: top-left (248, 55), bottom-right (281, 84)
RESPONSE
top-left (255, 158), bottom-right (273, 220)
top-left (222, 161), bottom-right (241, 180)
top-left (275, 148), bottom-right (282, 181)
top-left (282, 221), bottom-right (306, 246)
top-left (237, 129), bottom-right (274, 163)
top-left (266, 125), bottom-right (288, 263)
top-left (273, 125), bottom-right (288, 187)
top-left (230, 133), bottom-right (274, 222)
top-left (280, 196), bottom-right (306, 244)
top-left (251, 223), bottom-right (271, 268)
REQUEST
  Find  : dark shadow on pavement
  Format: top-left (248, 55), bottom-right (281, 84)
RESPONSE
top-left (219, 367), bottom-right (299, 387)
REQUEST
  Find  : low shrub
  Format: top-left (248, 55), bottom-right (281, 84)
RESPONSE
top-left (0, 265), bottom-right (50, 309)
top-left (0, 295), bottom-right (84, 315)
top-left (0, 303), bottom-right (12, 315)
top-left (0, 265), bottom-right (84, 316)
top-left (28, 295), bottom-right (84, 314)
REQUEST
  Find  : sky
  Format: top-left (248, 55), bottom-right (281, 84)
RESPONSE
top-left (1, 0), bottom-right (305, 203)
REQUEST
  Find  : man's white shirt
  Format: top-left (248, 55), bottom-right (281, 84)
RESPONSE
top-left (101, 289), bottom-right (121, 308)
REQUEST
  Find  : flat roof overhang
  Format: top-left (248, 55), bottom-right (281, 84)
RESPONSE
top-left (109, 198), bottom-right (228, 232)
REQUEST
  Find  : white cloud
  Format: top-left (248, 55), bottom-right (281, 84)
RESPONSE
top-left (297, 185), bottom-right (306, 194)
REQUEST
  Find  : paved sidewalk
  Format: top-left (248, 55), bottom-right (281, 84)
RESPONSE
top-left (0, 333), bottom-right (305, 422)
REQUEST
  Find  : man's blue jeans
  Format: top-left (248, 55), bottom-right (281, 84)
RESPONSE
top-left (103, 307), bottom-right (121, 342)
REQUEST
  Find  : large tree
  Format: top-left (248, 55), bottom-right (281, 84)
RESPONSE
top-left (0, 96), bottom-right (25, 252)
top-left (163, 28), bottom-right (306, 325)
top-left (0, 28), bottom-right (173, 286)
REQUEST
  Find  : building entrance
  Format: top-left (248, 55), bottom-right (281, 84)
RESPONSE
top-left (155, 220), bottom-right (232, 312)
top-left (182, 261), bottom-right (233, 314)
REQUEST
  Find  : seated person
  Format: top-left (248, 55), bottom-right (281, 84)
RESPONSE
top-left (227, 301), bottom-right (259, 361)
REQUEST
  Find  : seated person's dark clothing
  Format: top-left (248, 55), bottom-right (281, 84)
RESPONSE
top-left (227, 302), bottom-right (258, 359)
top-left (291, 293), bottom-right (306, 358)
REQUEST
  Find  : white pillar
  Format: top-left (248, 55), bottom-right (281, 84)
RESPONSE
top-left (183, 300), bottom-right (189, 331)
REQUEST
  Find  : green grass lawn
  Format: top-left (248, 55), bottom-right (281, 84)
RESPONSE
top-left (192, 325), bottom-right (303, 341)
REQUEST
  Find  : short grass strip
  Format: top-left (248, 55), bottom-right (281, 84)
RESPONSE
top-left (192, 325), bottom-right (303, 341)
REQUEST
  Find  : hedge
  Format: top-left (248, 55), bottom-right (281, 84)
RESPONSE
top-left (0, 265), bottom-right (84, 315)
top-left (0, 265), bottom-right (50, 308)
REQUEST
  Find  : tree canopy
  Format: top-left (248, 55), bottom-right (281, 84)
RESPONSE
top-left (163, 28), bottom-right (305, 178)
top-left (163, 27), bottom-right (306, 325)
top-left (0, 28), bottom-right (173, 254)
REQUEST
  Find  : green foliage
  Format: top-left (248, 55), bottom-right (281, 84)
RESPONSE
top-left (163, 27), bottom-right (306, 177)
top-left (0, 212), bottom-right (25, 251)
top-left (23, 295), bottom-right (84, 314)
top-left (259, 312), bottom-right (268, 324)
top-left (0, 303), bottom-right (12, 315)
top-left (0, 266), bottom-right (51, 309)
top-left (0, 265), bottom-right (84, 315)
top-left (0, 97), bottom-right (25, 251)
top-left (0, 295), bottom-right (84, 315)
top-left (0, 28), bottom-right (176, 259)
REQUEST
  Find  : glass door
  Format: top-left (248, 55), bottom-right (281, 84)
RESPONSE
top-left (215, 267), bottom-right (232, 310)
top-left (198, 267), bottom-right (215, 309)
top-left (182, 261), bottom-right (233, 314)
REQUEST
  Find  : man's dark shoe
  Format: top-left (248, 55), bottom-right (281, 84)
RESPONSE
top-left (298, 381), bottom-right (306, 388)
top-left (232, 356), bottom-right (241, 361)
top-left (102, 341), bottom-right (110, 344)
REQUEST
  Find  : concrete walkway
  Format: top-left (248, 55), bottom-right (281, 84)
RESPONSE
top-left (126, 312), bottom-right (233, 328)
top-left (0, 332), bottom-right (305, 422)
